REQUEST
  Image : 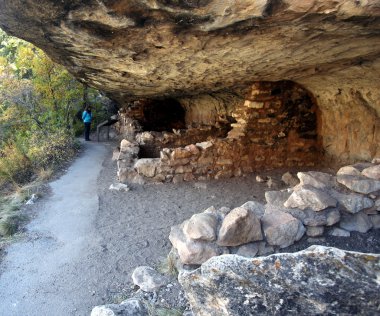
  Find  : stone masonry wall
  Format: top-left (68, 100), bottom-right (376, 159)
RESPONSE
top-left (117, 81), bottom-right (321, 184)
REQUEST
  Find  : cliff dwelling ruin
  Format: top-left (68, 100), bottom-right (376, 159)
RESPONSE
top-left (116, 81), bottom-right (321, 183)
top-left (1, 0), bottom-right (378, 181)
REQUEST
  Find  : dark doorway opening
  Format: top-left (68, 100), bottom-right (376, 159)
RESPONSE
top-left (141, 99), bottom-right (186, 132)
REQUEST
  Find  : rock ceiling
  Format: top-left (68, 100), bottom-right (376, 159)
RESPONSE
top-left (0, 0), bottom-right (379, 101)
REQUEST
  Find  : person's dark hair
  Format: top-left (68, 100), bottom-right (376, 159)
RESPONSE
top-left (85, 105), bottom-right (92, 112)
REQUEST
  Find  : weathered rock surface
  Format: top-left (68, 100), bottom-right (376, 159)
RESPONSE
top-left (131, 266), bottom-right (167, 292)
top-left (329, 227), bottom-right (351, 237)
top-left (217, 207), bottom-right (262, 247)
top-left (284, 185), bottom-right (337, 211)
top-left (239, 201), bottom-right (265, 219)
top-left (179, 246), bottom-right (380, 316)
top-left (362, 165), bottom-right (380, 180)
top-left (337, 175), bottom-right (380, 194)
top-left (297, 171), bottom-right (335, 189)
top-left (330, 190), bottom-right (374, 214)
top-left (236, 242), bottom-right (259, 258)
top-left (183, 213), bottom-right (218, 242)
top-left (169, 224), bottom-right (224, 265)
top-left (91, 299), bottom-right (148, 316)
top-left (1, 0), bottom-right (380, 163)
top-left (265, 190), bottom-right (291, 208)
top-left (261, 208), bottom-right (301, 248)
top-left (281, 172), bottom-right (299, 187)
top-left (337, 165), bottom-right (362, 176)
top-left (134, 158), bottom-right (160, 178)
top-left (339, 212), bottom-right (373, 233)
top-left (369, 215), bottom-right (380, 229)
top-left (306, 226), bottom-right (324, 237)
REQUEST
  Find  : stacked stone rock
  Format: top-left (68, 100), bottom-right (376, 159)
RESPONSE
top-left (116, 82), bottom-right (321, 183)
top-left (169, 161), bottom-right (380, 265)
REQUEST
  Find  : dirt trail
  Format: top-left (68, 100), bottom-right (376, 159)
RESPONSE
top-left (1, 140), bottom-right (379, 316)
top-left (0, 140), bottom-right (277, 316)
top-left (0, 141), bottom-right (107, 316)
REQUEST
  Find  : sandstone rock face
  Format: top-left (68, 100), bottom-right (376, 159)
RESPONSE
top-left (179, 246), bottom-right (380, 316)
top-left (0, 1), bottom-right (379, 162)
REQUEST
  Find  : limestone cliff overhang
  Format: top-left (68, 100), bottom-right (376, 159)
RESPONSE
top-left (0, 0), bottom-right (379, 101)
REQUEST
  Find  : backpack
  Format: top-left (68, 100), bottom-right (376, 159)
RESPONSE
top-left (75, 110), bottom-right (83, 122)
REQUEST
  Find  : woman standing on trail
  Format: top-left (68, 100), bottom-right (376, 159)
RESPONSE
top-left (82, 106), bottom-right (92, 141)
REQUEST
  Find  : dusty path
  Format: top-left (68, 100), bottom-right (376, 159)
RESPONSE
top-left (0, 140), bottom-right (280, 316)
top-left (1, 140), bottom-right (379, 316)
top-left (0, 141), bottom-right (108, 316)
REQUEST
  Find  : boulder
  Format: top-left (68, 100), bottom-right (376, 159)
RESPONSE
top-left (295, 221), bottom-right (306, 241)
top-left (257, 241), bottom-right (275, 256)
top-left (325, 209), bottom-right (341, 226)
top-left (330, 190), bottom-right (374, 214)
top-left (281, 172), bottom-right (299, 187)
top-left (339, 212), bottom-right (373, 233)
top-left (131, 266), bottom-right (167, 292)
top-left (265, 190), bottom-right (291, 208)
top-left (217, 207), bottom-right (262, 247)
top-left (297, 171), bottom-right (336, 189)
top-left (369, 215), bottom-right (380, 229)
top-left (179, 246), bottom-right (380, 316)
top-left (337, 165), bottom-right (361, 176)
top-left (284, 185), bottom-right (337, 211)
top-left (91, 299), bottom-right (148, 316)
top-left (337, 174), bottom-right (380, 194)
top-left (183, 213), bottom-right (218, 242)
top-left (236, 242), bottom-right (259, 258)
top-left (239, 200), bottom-right (265, 219)
top-left (329, 227), bottom-right (351, 237)
top-left (376, 199), bottom-right (380, 211)
top-left (352, 162), bottom-right (374, 171)
top-left (362, 165), bottom-right (380, 180)
top-left (169, 224), bottom-right (223, 265)
top-left (261, 208), bottom-right (301, 248)
top-left (267, 204), bottom-right (340, 227)
top-left (306, 226), bottom-right (324, 237)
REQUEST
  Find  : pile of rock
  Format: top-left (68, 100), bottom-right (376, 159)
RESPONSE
top-left (169, 161), bottom-right (380, 265)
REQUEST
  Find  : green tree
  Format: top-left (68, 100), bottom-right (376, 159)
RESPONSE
top-left (0, 28), bottom-right (106, 186)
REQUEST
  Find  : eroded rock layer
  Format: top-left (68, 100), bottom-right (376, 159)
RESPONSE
top-left (1, 0), bottom-right (379, 161)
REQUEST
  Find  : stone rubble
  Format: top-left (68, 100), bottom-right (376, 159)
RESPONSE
top-left (168, 162), bottom-right (380, 265)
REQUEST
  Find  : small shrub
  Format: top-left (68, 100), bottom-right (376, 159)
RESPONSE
top-left (0, 214), bottom-right (26, 237)
top-left (27, 130), bottom-right (78, 170)
top-left (157, 250), bottom-right (178, 277)
top-left (37, 167), bottom-right (54, 181)
top-left (0, 143), bottom-right (32, 185)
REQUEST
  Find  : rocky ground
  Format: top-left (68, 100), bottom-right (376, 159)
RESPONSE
top-left (93, 143), bottom-right (380, 315)
top-left (1, 140), bottom-right (379, 315)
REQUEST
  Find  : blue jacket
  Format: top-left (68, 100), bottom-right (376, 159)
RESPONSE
top-left (82, 110), bottom-right (92, 123)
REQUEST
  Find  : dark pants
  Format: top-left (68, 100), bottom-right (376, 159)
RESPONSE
top-left (84, 122), bottom-right (91, 140)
